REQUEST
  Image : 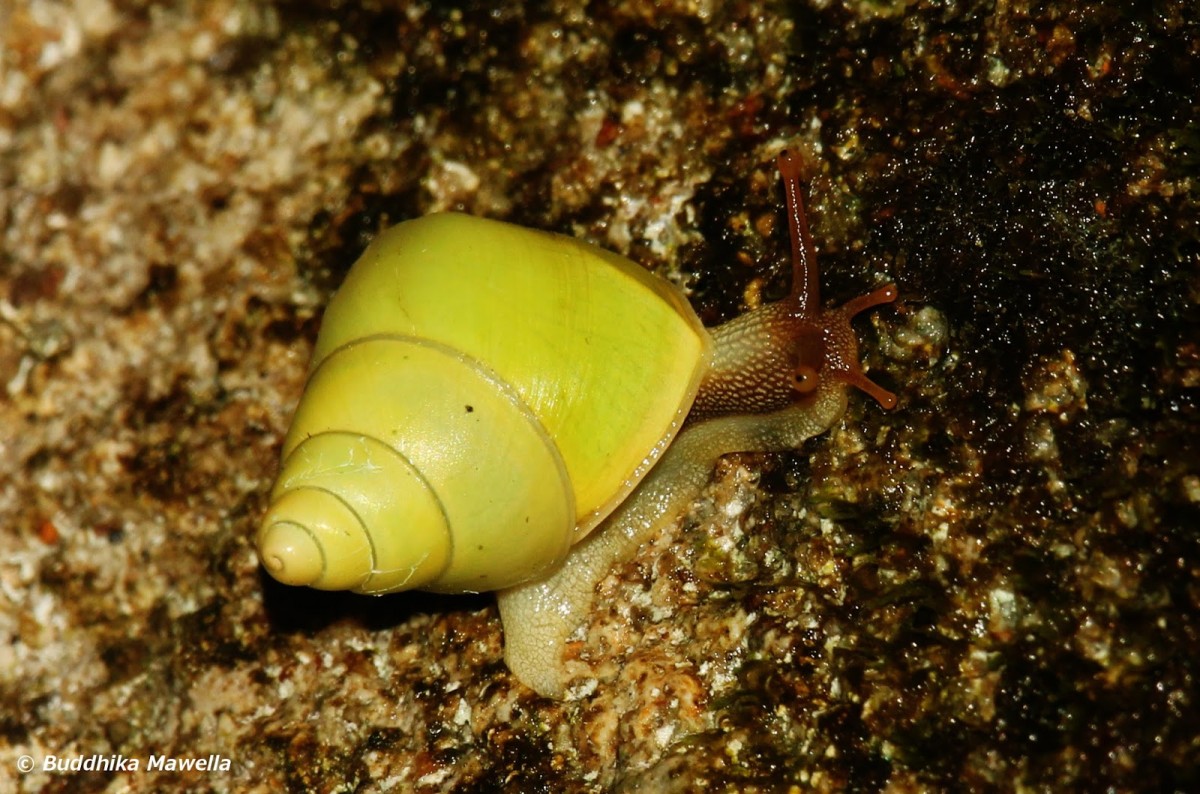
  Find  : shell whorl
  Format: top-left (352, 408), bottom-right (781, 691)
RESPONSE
top-left (257, 334), bottom-right (577, 594)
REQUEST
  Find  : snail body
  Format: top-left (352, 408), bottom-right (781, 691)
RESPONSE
top-left (257, 151), bottom-right (897, 697)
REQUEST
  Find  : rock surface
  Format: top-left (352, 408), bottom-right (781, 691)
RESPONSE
top-left (1, 1), bottom-right (1196, 791)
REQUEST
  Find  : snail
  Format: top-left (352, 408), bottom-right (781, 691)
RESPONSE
top-left (256, 150), bottom-right (897, 698)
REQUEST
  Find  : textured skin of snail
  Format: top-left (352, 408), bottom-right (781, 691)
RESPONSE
top-left (257, 150), bottom-right (897, 698)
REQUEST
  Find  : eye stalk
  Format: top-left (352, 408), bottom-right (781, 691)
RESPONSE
top-left (691, 149), bottom-right (896, 417)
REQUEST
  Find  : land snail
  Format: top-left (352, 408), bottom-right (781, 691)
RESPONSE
top-left (256, 149), bottom-right (897, 698)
